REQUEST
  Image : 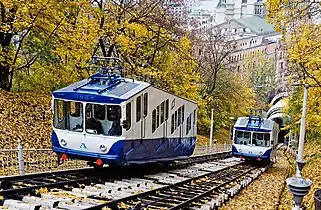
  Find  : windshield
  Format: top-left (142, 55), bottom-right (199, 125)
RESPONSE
top-left (85, 103), bottom-right (122, 136)
top-left (234, 130), bottom-right (251, 145)
top-left (53, 100), bottom-right (122, 136)
top-left (253, 132), bottom-right (270, 147)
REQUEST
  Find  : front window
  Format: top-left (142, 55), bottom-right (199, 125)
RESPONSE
top-left (234, 130), bottom-right (251, 145)
top-left (54, 100), bottom-right (83, 132)
top-left (85, 103), bottom-right (122, 136)
top-left (53, 100), bottom-right (122, 136)
top-left (253, 132), bottom-right (270, 147)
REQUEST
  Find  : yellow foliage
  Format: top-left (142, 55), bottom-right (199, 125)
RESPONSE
top-left (0, 0), bottom-right (102, 91)
top-left (266, 0), bottom-right (321, 137)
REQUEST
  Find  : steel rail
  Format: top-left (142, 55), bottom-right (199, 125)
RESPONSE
top-left (0, 152), bottom-right (232, 197)
top-left (0, 176), bottom-right (97, 196)
top-left (84, 162), bottom-right (249, 210)
top-left (169, 166), bottom-right (259, 210)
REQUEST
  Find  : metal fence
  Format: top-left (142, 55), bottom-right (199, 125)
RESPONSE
top-left (192, 143), bottom-right (232, 156)
top-left (0, 141), bottom-right (231, 177)
top-left (287, 145), bottom-right (298, 159)
top-left (0, 141), bottom-right (87, 177)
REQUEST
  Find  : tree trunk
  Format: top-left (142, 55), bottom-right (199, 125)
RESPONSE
top-left (0, 32), bottom-right (14, 91)
top-left (0, 65), bottom-right (11, 91)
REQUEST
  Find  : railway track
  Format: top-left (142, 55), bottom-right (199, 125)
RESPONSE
top-left (0, 151), bottom-right (231, 195)
top-left (0, 156), bottom-right (270, 210)
top-left (0, 152), bottom-right (235, 208)
top-left (89, 162), bottom-right (267, 210)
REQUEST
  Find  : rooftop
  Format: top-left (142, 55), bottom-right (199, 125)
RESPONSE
top-left (234, 116), bottom-right (275, 131)
top-left (233, 16), bottom-right (276, 35)
top-left (53, 76), bottom-right (150, 104)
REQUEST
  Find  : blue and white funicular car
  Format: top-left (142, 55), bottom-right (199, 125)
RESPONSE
top-left (231, 112), bottom-right (279, 162)
top-left (51, 57), bottom-right (198, 167)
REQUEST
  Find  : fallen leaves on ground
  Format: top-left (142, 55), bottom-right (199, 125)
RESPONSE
top-left (278, 141), bottom-right (321, 209)
top-left (0, 90), bottom-right (86, 175)
top-left (0, 90), bottom-right (52, 149)
top-left (220, 149), bottom-right (292, 210)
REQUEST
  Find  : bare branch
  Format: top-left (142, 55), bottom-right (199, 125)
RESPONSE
top-left (17, 18), bottom-right (65, 70)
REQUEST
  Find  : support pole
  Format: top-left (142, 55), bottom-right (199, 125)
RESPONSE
top-left (17, 140), bottom-right (25, 176)
top-left (209, 109), bottom-right (214, 153)
top-left (296, 84), bottom-right (309, 177)
top-left (287, 131), bottom-right (291, 152)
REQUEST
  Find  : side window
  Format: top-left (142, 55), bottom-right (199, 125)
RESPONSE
top-left (57, 100), bottom-right (65, 122)
top-left (186, 116), bottom-right (190, 135)
top-left (174, 111), bottom-right (178, 129)
top-left (156, 105), bottom-right (160, 128)
top-left (160, 102), bottom-right (164, 124)
top-left (165, 99), bottom-right (169, 120)
top-left (182, 105), bottom-right (184, 123)
top-left (152, 109), bottom-right (156, 133)
top-left (54, 100), bottom-right (67, 129)
top-left (143, 93), bottom-right (148, 117)
top-left (136, 96), bottom-right (141, 122)
top-left (193, 109), bottom-right (196, 125)
top-left (235, 131), bottom-right (244, 144)
top-left (126, 103), bottom-right (131, 131)
top-left (178, 107), bottom-right (182, 126)
top-left (171, 114), bottom-right (175, 134)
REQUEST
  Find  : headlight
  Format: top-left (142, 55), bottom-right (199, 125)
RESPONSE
top-left (100, 144), bottom-right (107, 152)
top-left (239, 149), bottom-right (242, 152)
top-left (259, 151), bottom-right (263, 155)
top-left (60, 139), bottom-right (67, 146)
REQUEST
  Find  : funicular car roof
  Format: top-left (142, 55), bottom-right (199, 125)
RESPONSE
top-left (52, 78), bottom-right (150, 104)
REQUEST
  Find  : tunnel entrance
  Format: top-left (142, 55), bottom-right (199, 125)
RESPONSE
top-left (272, 117), bottom-right (289, 143)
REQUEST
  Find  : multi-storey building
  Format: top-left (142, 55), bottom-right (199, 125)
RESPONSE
top-left (195, 16), bottom-right (288, 92)
top-left (165, 0), bottom-right (188, 23)
top-left (187, 0), bottom-right (267, 26)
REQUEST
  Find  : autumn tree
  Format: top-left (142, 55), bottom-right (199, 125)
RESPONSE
top-left (267, 0), bottom-right (321, 139)
top-left (242, 53), bottom-right (276, 105)
top-left (91, 0), bottom-right (200, 100)
top-left (267, 0), bottom-right (321, 85)
top-left (194, 27), bottom-right (237, 100)
top-left (0, 0), bottom-right (101, 91)
top-left (197, 66), bottom-right (256, 136)
top-left (190, 26), bottom-right (257, 137)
